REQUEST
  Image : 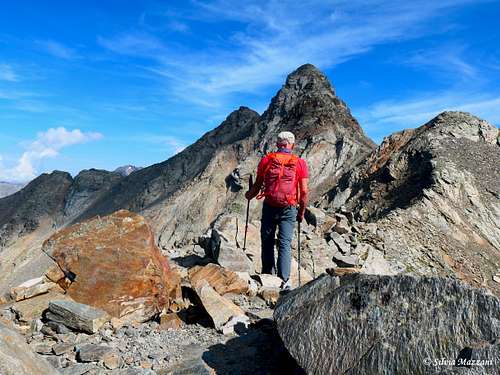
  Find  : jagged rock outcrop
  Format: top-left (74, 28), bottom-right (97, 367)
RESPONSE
top-left (274, 273), bottom-right (500, 374)
top-left (322, 111), bottom-right (500, 295)
top-left (42, 210), bottom-right (182, 322)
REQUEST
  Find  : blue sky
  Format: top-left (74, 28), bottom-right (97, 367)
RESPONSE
top-left (0, 0), bottom-right (499, 182)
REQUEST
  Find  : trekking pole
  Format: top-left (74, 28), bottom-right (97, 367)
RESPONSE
top-left (243, 175), bottom-right (253, 251)
top-left (298, 221), bottom-right (301, 287)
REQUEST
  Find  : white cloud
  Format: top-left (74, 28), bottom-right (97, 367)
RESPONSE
top-left (0, 64), bottom-right (18, 81)
top-left (355, 92), bottom-right (500, 142)
top-left (99, 0), bottom-right (485, 106)
top-left (0, 127), bottom-right (103, 183)
top-left (36, 40), bottom-right (78, 60)
top-left (401, 44), bottom-right (477, 79)
top-left (138, 134), bottom-right (187, 155)
top-left (97, 33), bottom-right (166, 56)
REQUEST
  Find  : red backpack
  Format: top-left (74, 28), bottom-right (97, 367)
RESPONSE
top-left (257, 152), bottom-right (300, 207)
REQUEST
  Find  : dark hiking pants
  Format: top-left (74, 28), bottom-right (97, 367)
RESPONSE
top-left (260, 202), bottom-right (297, 281)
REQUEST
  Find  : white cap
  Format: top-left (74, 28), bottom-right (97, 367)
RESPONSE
top-left (277, 131), bottom-right (295, 146)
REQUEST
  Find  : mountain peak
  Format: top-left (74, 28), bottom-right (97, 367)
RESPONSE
top-left (283, 63), bottom-right (334, 96)
top-left (423, 111), bottom-right (499, 145)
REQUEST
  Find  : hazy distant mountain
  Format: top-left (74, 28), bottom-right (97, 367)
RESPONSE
top-left (0, 181), bottom-right (24, 198)
top-left (114, 165), bottom-right (142, 177)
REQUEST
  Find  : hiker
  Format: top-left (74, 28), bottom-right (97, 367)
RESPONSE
top-left (245, 131), bottom-right (309, 290)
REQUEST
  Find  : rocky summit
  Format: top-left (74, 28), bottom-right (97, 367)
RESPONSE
top-left (321, 111), bottom-right (500, 295)
top-left (0, 64), bottom-right (499, 374)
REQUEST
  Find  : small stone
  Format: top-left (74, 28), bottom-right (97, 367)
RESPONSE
top-left (61, 363), bottom-right (98, 375)
top-left (333, 221), bottom-right (350, 235)
top-left (103, 350), bottom-right (121, 369)
top-left (326, 267), bottom-right (360, 276)
top-left (221, 315), bottom-right (250, 335)
top-left (45, 264), bottom-right (66, 283)
top-left (53, 342), bottom-right (74, 356)
top-left (76, 343), bottom-right (112, 362)
top-left (328, 232), bottom-right (350, 254)
top-left (258, 287), bottom-right (280, 305)
top-left (159, 312), bottom-right (183, 330)
top-left (492, 275), bottom-right (500, 283)
top-left (255, 274), bottom-right (282, 288)
top-left (35, 343), bottom-right (54, 354)
top-left (188, 263), bottom-right (249, 295)
top-left (10, 278), bottom-right (54, 302)
top-left (46, 355), bottom-right (62, 368)
top-left (45, 320), bottom-right (72, 334)
top-left (30, 318), bottom-right (44, 333)
top-left (332, 252), bottom-right (358, 267)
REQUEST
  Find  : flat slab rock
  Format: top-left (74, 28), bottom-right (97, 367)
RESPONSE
top-left (188, 263), bottom-right (248, 295)
top-left (48, 299), bottom-right (109, 334)
top-left (274, 273), bottom-right (500, 375)
top-left (0, 322), bottom-right (59, 375)
top-left (42, 210), bottom-right (182, 323)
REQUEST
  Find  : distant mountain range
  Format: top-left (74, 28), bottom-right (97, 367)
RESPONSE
top-left (114, 165), bottom-right (142, 177)
top-left (0, 181), bottom-right (24, 199)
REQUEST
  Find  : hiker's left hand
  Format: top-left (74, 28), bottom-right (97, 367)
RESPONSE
top-left (245, 191), bottom-right (252, 200)
top-left (296, 213), bottom-right (304, 223)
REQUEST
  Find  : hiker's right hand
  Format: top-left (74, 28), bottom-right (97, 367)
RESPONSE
top-left (245, 191), bottom-right (252, 200)
top-left (296, 213), bottom-right (304, 223)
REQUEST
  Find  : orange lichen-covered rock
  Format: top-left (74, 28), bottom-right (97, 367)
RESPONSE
top-left (188, 263), bottom-right (249, 295)
top-left (42, 210), bottom-right (181, 323)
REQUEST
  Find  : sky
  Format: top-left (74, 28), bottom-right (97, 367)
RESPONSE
top-left (0, 0), bottom-right (499, 183)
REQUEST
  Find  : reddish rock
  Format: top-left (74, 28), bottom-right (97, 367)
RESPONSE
top-left (188, 263), bottom-right (249, 295)
top-left (159, 312), bottom-right (183, 330)
top-left (42, 210), bottom-right (182, 322)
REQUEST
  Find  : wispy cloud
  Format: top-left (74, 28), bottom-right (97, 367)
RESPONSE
top-left (99, 0), bottom-right (485, 107)
top-left (35, 40), bottom-right (78, 60)
top-left (138, 134), bottom-right (187, 155)
top-left (0, 63), bottom-right (18, 81)
top-left (400, 44), bottom-right (477, 80)
top-left (0, 127), bottom-right (103, 183)
top-left (97, 33), bottom-right (166, 56)
top-left (355, 91), bottom-right (500, 142)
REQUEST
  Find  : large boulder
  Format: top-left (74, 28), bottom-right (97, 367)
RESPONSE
top-left (42, 210), bottom-right (182, 323)
top-left (0, 322), bottom-right (59, 375)
top-left (274, 273), bottom-right (500, 374)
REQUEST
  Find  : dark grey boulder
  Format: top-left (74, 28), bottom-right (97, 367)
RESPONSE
top-left (274, 274), bottom-right (500, 375)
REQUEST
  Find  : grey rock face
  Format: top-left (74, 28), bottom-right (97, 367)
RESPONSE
top-left (0, 322), bottom-right (59, 375)
top-left (0, 171), bottom-right (73, 247)
top-left (274, 273), bottom-right (500, 375)
top-left (63, 169), bottom-right (122, 220)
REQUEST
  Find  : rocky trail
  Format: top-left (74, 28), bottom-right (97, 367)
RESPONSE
top-left (0, 64), bottom-right (499, 374)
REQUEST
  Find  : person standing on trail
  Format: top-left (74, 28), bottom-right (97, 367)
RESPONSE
top-left (245, 131), bottom-right (309, 291)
